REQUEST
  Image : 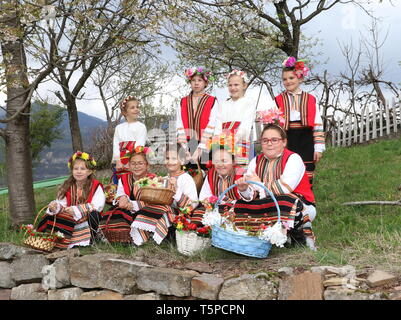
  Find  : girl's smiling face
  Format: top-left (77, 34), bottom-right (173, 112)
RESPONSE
top-left (260, 128), bottom-right (287, 159)
top-left (128, 154), bottom-right (149, 179)
top-left (72, 159), bottom-right (92, 183)
top-left (165, 150), bottom-right (183, 174)
top-left (228, 75), bottom-right (247, 101)
top-left (212, 149), bottom-right (235, 177)
top-left (282, 70), bottom-right (302, 93)
top-left (123, 100), bottom-right (140, 122)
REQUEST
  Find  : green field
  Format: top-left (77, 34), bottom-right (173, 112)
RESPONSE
top-left (1, 138), bottom-right (401, 273)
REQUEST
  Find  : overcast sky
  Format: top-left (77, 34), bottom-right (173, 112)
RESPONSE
top-left (2, 1), bottom-right (400, 121)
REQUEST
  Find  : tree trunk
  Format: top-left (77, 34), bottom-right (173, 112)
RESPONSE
top-left (368, 69), bottom-right (386, 108)
top-left (57, 70), bottom-right (84, 152)
top-left (1, 28), bottom-right (36, 226)
top-left (67, 100), bottom-right (84, 152)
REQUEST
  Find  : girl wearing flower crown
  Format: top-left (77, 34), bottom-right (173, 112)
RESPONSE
top-left (112, 96), bottom-right (148, 182)
top-left (275, 57), bottom-right (325, 185)
top-left (99, 146), bottom-right (155, 243)
top-left (176, 67), bottom-right (218, 170)
top-left (190, 135), bottom-right (243, 226)
top-left (214, 70), bottom-right (259, 172)
top-left (37, 152), bottom-right (105, 249)
top-left (235, 122), bottom-right (317, 250)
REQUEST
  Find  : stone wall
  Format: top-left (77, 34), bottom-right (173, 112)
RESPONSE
top-left (1, 243), bottom-right (400, 300)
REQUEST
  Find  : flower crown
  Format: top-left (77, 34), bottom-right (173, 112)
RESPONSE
top-left (226, 69), bottom-right (249, 83)
top-left (120, 95), bottom-right (137, 111)
top-left (68, 151), bottom-right (97, 169)
top-left (184, 67), bottom-right (215, 83)
top-left (120, 142), bottom-right (152, 165)
top-left (282, 56), bottom-right (309, 79)
top-left (257, 108), bottom-right (285, 127)
top-left (207, 133), bottom-right (239, 155)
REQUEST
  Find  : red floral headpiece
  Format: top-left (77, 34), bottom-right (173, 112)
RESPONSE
top-left (282, 56), bottom-right (309, 79)
top-left (119, 141), bottom-right (151, 165)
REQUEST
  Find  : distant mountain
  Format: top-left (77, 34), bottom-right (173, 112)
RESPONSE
top-left (0, 103), bottom-right (107, 186)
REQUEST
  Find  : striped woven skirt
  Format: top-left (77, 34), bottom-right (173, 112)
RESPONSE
top-left (37, 211), bottom-right (99, 249)
top-left (233, 195), bottom-right (315, 243)
top-left (130, 205), bottom-right (176, 246)
top-left (287, 122), bottom-right (315, 184)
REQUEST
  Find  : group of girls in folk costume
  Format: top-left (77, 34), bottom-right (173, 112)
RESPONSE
top-left (99, 144), bottom-right (198, 246)
top-left (37, 152), bottom-right (105, 249)
top-left (182, 59), bottom-right (321, 249)
top-left (37, 56), bottom-right (323, 250)
top-left (274, 57), bottom-right (325, 184)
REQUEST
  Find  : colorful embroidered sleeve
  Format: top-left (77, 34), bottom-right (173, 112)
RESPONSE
top-left (313, 104), bottom-right (326, 153)
top-left (71, 186), bottom-right (105, 221)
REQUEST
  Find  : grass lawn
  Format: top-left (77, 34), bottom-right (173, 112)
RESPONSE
top-left (1, 137), bottom-right (401, 274)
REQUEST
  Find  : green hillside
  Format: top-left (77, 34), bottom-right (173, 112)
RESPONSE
top-left (1, 138), bottom-right (401, 272)
top-left (0, 103), bottom-right (107, 187)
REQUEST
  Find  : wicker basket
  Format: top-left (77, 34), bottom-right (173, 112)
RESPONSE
top-left (102, 208), bottom-right (132, 244)
top-left (192, 162), bottom-right (204, 193)
top-left (138, 187), bottom-right (175, 205)
top-left (176, 230), bottom-right (211, 256)
top-left (22, 206), bottom-right (57, 252)
top-left (212, 225), bottom-right (271, 258)
top-left (211, 181), bottom-right (281, 258)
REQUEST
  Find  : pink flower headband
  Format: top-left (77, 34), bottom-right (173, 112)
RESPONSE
top-left (226, 69), bottom-right (249, 83)
top-left (184, 67), bottom-right (215, 83)
top-left (282, 57), bottom-right (309, 79)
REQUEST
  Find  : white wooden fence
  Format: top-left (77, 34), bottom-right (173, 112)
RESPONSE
top-left (326, 98), bottom-right (401, 147)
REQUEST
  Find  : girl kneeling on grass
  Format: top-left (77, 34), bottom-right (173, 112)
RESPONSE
top-left (37, 151), bottom-right (105, 249)
top-left (99, 145), bottom-right (156, 243)
top-left (191, 135), bottom-right (243, 226)
top-left (235, 122), bottom-right (317, 250)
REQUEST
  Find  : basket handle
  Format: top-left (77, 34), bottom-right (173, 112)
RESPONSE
top-left (104, 207), bottom-right (119, 233)
top-left (32, 205), bottom-right (57, 235)
top-left (216, 180), bottom-right (281, 223)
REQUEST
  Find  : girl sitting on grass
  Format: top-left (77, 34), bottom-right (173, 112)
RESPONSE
top-left (37, 151), bottom-right (105, 249)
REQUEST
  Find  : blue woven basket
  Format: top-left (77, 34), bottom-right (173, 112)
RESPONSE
top-left (211, 181), bottom-right (281, 258)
